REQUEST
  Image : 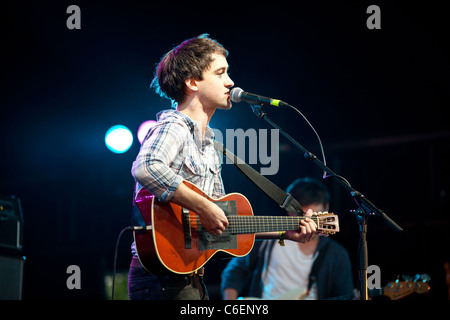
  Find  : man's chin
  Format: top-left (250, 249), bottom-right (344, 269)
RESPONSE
top-left (216, 102), bottom-right (233, 110)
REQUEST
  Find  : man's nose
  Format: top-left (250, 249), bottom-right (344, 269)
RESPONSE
top-left (225, 73), bottom-right (234, 87)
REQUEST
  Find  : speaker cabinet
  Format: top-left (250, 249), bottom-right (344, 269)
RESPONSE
top-left (0, 195), bottom-right (23, 252)
top-left (0, 255), bottom-right (24, 299)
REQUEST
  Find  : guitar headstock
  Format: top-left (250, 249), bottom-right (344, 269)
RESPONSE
top-left (383, 274), bottom-right (431, 300)
top-left (312, 212), bottom-right (340, 236)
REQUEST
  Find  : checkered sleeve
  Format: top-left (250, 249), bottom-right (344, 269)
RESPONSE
top-left (131, 120), bottom-right (187, 202)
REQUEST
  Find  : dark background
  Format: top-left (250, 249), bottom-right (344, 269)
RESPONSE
top-left (2, 0), bottom-right (449, 300)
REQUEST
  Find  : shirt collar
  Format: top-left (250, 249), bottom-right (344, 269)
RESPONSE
top-left (156, 109), bottom-right (215, 148)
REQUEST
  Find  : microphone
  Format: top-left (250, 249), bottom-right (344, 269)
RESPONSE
top-left (230, 87), bottom-right (289, 107)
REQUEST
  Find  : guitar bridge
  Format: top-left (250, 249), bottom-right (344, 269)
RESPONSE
top-left (182, 207), bottom-right (192, 249)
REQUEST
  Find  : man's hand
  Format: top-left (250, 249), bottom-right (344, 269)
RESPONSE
top-left (170, 182), bottom-right (228, 236)
top-left (285, 209), bottom-right (317, 243)
top-left (196, 201), bottom-right (229, 236)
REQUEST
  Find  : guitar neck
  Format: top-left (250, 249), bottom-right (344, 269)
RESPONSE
top-left (226, 215), bottom-right (314, 234)
top-left (188, 212), bottom-right (338, 235)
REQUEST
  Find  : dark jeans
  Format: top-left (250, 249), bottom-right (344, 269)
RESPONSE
top-left (127, 256), bottom-right (208, 300)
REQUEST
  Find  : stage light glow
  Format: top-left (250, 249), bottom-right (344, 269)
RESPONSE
top-left (137, 120), bottom-right (157, 144)
top-left (105, 125), bottom-right (133, 153)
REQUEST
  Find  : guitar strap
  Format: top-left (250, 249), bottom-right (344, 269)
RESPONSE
top-left (213, 140), bottom-right (304, 215)
top-left (307, 239), bottom-right (330, 293)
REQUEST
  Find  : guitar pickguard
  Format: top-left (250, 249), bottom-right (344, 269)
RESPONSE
top-left (197, 200), bottom-right (238, 251)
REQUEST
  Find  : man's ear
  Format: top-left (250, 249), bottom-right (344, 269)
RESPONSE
top-left (185, 78), bottom-right (199, 92)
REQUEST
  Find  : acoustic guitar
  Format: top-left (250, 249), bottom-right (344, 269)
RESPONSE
top-left (134, 181), bottom-right (339, 274)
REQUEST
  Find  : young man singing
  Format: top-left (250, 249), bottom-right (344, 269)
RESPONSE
top-left (128, 34), bottom-right (318, 300)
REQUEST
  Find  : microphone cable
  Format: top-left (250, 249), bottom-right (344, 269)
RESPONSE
top-left (282, 102), bottom-right (352, 188)
top-left (231, 87), bottom-right (351, 187)
top-left (111, 225), bottom-right (145, 300)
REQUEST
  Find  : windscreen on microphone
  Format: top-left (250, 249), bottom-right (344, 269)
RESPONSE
top-left (230, 87), bottom-right (244, 103)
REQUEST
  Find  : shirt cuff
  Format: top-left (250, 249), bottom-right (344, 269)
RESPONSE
top-left (159, 174), bottom-right (184, 202)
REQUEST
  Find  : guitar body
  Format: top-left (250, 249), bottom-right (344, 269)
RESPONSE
top-left (134, 181), bottom-right (255, 274)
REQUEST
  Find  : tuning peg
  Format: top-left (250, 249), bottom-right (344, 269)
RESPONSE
top-left (420, 274), bottom-right (430, 282)
top-left (402, 275), bottom-right (413, 282)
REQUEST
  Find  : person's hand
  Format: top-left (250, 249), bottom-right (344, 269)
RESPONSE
top-left (285, 209), bottom-right (317, 243)
top-left (197, 201), bottom-right (229, 236)
top-left (170, 182), bottom-right (229, 236)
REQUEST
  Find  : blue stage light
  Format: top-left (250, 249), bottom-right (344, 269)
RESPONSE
top-left (105, 125), bottom-right (133, 153)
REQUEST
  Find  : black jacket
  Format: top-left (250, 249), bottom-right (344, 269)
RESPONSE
top-left (220, 237), bottom-right (354, 300)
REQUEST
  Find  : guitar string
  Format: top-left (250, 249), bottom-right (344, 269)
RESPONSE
top-left (186, 216), bottom-right (334, 233)
top-left (187, 216), bottom-right (329, 226)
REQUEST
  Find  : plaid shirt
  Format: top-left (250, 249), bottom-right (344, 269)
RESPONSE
top-left (132, 109), bottom-right (225, 201)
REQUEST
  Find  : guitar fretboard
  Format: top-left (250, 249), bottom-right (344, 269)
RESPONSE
top-left (230, 215), bottom-right (317, 234)
top-left (189, 215), bottom-right (320, 234)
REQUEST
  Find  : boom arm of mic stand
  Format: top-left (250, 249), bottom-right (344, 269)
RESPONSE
top-left (249, 104), bottom-right (403, 232)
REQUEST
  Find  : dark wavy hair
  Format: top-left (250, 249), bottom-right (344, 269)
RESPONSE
top-left (150, 34), bottom-right (228, 106)
top-left (286, 177), bottom-right (330, 208)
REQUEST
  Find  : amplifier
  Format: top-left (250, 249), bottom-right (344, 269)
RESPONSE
top-left (0, 195), bottom-right (23, 252)
top-left (0, 255), bottom-right (24, 299)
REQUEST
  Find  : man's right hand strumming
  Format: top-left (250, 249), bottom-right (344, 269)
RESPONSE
top-left (170, 182), bottom-right (229, 236)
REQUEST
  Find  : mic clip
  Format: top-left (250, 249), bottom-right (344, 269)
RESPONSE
top-left (250, 104), bottom-right (266, 118)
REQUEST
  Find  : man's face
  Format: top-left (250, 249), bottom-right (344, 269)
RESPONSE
top-left (196, 53), bottom-right (234, 110)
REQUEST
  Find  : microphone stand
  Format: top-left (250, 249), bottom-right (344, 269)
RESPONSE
top-left (249, 104), bottom-right (403, 300)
